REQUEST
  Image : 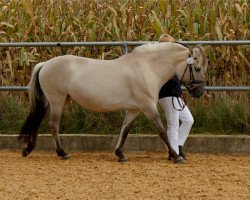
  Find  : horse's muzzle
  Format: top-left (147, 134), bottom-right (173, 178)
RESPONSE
top-left (190, 91), bottom-right (203, 98)
top-left (189, 82), bottom-right (205, 98)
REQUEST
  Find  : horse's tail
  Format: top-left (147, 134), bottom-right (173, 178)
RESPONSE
top-left (18, 62), bottom-right (47, 143)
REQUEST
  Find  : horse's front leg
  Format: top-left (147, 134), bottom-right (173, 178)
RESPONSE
top-left (143, 105), bottom-right (186, 164)
top-left (49, 102), bottom-right (70, 160)
top-left (115, 110), bottom-right (140, 162)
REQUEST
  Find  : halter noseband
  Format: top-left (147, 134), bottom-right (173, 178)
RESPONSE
top-left (180, 52), bottom-right (204, 92)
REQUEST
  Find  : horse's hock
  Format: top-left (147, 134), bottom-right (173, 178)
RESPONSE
top-left (1, 134), bottom-right (249, 154)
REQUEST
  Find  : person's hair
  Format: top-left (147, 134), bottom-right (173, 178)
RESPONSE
top-left (159, 34), bottom-right (175, 42)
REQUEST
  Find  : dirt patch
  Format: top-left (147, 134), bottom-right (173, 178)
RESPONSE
top-left (0, 150), bottom-right (249, 200)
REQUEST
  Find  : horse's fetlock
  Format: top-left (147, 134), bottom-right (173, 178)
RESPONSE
top-left (115, 148), bottom-right (121, 155)
top-left (22, 145), bottom-right (35, 157)
top-left (115, 148), bottom-right (124, 157)
top-left (56, 149), bottom-right (65, 157)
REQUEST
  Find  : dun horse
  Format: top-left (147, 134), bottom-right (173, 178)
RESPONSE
top-left (18, 42), bottom-right (208, 164)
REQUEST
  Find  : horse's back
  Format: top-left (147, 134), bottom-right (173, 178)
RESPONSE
top-left (38, 55), bottom-right (139, 112)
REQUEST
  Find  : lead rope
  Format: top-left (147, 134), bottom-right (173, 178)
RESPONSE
top-left (171, 79), bottom-right (186, 111)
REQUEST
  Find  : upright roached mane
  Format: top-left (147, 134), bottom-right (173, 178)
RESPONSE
top-left (18, 42), bottom-right (208, 164)
top-left (132, 42), bottom-right (187, 53)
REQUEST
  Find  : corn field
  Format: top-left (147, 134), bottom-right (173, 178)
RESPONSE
top-left (0, 0), bottom-right (249, 87)
top-left (0, 0), bottom-right (249, 134)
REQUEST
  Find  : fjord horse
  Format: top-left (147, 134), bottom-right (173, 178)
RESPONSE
top-left (18, 42), bottom-right (208, 164)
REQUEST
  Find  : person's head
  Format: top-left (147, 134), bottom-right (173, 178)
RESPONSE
top-left (159, 34), bottom-right (175, 42)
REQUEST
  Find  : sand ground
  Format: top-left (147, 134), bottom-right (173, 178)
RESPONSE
top-left (0, 150), bottom-right (249, 200)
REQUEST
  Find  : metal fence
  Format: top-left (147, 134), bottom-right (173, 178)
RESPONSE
top-left (0, 40), bottom-right (250, 91)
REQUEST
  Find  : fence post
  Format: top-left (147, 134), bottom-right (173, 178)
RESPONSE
top-left (123, 42), bottom-right (129, 55)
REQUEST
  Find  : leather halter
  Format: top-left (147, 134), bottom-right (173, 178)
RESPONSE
top-left (180, 52), bottom-right (204, 92)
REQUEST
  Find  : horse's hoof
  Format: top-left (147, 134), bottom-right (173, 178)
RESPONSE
top-left (115, 149), bottom-right (127, 162)
top-left (62, 154), bottom-right (71, 160)
top-left (174, 157), bottom-right (187, 164)
top-left (118, 157), bottom-right (128, 162)
top-left (56, 149), bottom-right (70, 160)
top-left (21, 148), bottom-right (29, 157)
top-left (21, 144), bottom-right (35, 157)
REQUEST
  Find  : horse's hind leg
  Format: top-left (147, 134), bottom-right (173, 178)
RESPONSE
top-left (19, 99), bottom-right (47, 157)
top-left (115, 110), bottom-right (140, 162)
top-left (21, 132), bottom-right (38, 157)
top-left (49, 98), bottom-right (70, 160)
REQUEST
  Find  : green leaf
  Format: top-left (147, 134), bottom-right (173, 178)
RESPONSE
top-left (215, 19), bottom-right (223, 40)
top-left (150, 10), bottom-right (164, 35)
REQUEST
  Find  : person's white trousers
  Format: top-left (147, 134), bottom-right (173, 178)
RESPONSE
top-left (159, 97), bottom-right (194, 154)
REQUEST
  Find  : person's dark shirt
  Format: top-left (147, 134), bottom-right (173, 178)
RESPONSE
top-left (159, 78), bottom-right (183, 99)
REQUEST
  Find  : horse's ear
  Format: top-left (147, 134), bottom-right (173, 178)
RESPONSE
top-left (196, 44), bottom-right (204, 51)
top-left (188, 46), bottom-right (194, 55)
top-left (191, 45), bottom-right (205, 56)
top-left (193, 45), bottom-right (208, 70)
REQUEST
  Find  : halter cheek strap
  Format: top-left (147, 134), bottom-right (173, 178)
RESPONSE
top-left (172, 51), bottom-right (204, 111)
top-left (180, 53), bottom-right (204, 92)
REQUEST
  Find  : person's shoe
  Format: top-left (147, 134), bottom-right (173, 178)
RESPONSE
top-left (179, 146), bottom-right (187, 161)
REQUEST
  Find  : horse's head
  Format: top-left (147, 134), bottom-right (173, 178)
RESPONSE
top-left (178, 45), bottom-right (208, 98)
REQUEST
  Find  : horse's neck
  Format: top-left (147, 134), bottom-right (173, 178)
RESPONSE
top-left (136, 50), bottom-right (187, 86)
